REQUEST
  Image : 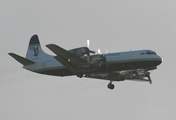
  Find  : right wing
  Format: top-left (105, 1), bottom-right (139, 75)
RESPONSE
top-left (85, 69), bottom-right (152, 83)
top-left (84, 72), bottom-right (125, 81)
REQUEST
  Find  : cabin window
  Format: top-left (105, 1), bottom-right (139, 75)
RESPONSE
top-left (140, 52), bottom-right (145, 55)
top-left (106, 53), bottom-right (120, 56)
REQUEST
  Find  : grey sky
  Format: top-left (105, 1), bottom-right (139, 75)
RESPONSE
top-left (0, 0), bottom-right (175, 120)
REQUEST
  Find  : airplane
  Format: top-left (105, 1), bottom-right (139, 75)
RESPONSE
top-left (8, 35), bottom-right (162, 90)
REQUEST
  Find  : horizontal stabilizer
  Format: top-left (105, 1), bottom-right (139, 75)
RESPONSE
top-left (8, 53), bottom-right (35, 65)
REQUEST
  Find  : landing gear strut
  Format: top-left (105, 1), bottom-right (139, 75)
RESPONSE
top-left (144, 70), bottom-right (152, 84)
top-left (107, 81), bottom-right (115, 90)
top-left (147, 74), bottom-right (152, 84)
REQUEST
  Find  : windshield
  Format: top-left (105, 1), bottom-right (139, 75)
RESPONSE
top-left (146, 50), bottom-right (156, 55)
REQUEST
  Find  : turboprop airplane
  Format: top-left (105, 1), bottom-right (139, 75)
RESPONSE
top-left (8, 35), bottom-right (162, 90)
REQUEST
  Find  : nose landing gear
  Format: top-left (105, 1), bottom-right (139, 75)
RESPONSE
top-left (107, 81), bottom-right (115, 90)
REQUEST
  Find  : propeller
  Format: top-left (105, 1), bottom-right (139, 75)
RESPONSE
top-left (87, 40), bottom-right (95, 54)
top-left (98, 49), bottom-right (105, 61)
top-left (98, 49), bottom-right (101, 55)
top-left (98, 49), bottom-right (108, 55)
top-left (105, 50), bottom-right (108, 54)
top-left (86, 40), bottom-right (95, 63)
top-left (97, 49), bottom-right (109, 68)
top-left (87, 40), bottom-right (90, 48)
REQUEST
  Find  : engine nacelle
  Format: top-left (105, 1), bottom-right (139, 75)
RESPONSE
top-left (97, 61), bottom-right (109, 68)
top-left (69, 47), bottom-right (89, 57)
top-left (84, 54), bottom-right (109, 68)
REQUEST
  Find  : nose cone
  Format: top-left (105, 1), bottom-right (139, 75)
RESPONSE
top-left (157, 55), bottom-right (162, 65)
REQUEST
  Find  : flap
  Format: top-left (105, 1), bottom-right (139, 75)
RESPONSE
top-left (54, 56), bottom-right (78, 74)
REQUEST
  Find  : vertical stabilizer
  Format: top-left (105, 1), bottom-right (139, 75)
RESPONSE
top-left (26, 35), bottom-right (49, 61)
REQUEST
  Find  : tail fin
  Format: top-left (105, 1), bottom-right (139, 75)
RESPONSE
top-left (26, 35), bottom-right (49, 61)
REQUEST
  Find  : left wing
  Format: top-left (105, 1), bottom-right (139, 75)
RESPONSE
top-left (54, 55), bottom-right (78, 74)
top-left (46, 44), bottom-right (90, 74)
top-left (46, 44), bottom-right (87, 65)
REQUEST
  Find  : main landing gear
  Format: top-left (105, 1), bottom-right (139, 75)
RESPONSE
top-left (147, 74), bottom-right (152, 84)
top-left (107, 81), bottom-right (115, 90)
top-left (76, 72), bottom-right (84, 78)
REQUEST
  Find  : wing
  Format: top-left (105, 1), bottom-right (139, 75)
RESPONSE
top-left (54, 55), bottom-right (78, 74)
top-left (46, 44), bottom-right (87, 64)
top-left (46, 44), bottom-right (88, 74)
top-left (84, 72), bottom-right (125, 81)
top-left (85, 69), bottom-right (152, 84)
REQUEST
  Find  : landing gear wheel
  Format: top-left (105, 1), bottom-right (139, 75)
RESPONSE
top-left (107, 82), bottom-right (115, 90)
top-left (76, 72), bottom-right (83, 78)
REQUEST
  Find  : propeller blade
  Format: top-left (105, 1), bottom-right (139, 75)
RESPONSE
top-left (87, 40), bottom-right (90, 49)
top-left (105, 50), bottom-right (108, 54)
top-left (87, 40), bottom-right (95, 54)
top-left (89, 50), bottom-right (95, 54)
top-left (98, 49), bottom-right (102, 55)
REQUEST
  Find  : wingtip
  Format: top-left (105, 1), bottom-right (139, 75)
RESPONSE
top-left (46, 44), bottom-right (57, 48)
top-left (8, 52), bottom-right (14, 56)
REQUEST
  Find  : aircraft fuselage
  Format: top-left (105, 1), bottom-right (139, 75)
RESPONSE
top-left (24, 49), bottom-right (162, 76)
top-left (9, 35), bottom-right (162, 89)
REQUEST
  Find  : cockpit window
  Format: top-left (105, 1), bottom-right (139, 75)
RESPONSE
top-left (146, 50), bottom-right (156, 55)
top-left (141, 50), bottom-right (156, 55)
